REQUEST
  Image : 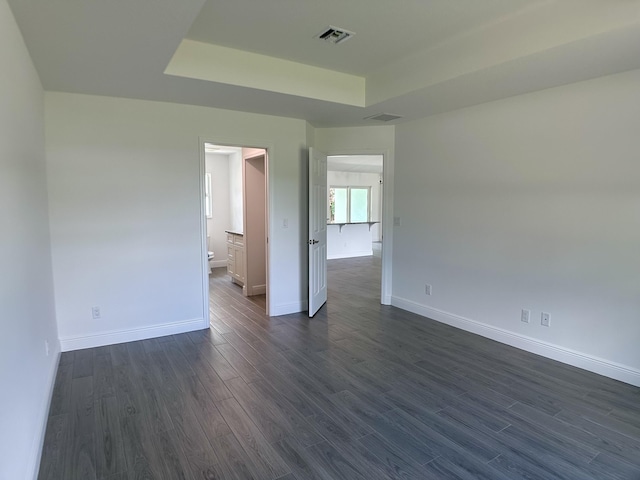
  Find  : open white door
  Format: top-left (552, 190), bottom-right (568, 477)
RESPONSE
top-left (308, 148), bottom-right (327, 317)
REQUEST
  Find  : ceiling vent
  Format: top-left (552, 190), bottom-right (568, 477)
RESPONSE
top-left (316, 26), bottom-right (355, 45)
top-left (364, 113), bottom-right (403, 122)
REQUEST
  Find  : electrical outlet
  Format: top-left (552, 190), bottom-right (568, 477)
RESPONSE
top-left (283, 218), bottom-right (288, 228)
top-left (521, 309), bottom-right (531, 323)
top-left (541, 312), bottom-right (550, 327)
top-left (393, 216), bottom-right (401, 226)
top-left (425, 284), bottom-right (432, 295)
top-left (92, 306), bottom-right (101, 320)
top-left (45, 340), bottom-right (50, 356)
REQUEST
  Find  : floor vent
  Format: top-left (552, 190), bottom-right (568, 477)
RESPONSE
top-left (316, 26), bottom-right (355, 45)
top-left (364, 113), bottom-right (403, 122)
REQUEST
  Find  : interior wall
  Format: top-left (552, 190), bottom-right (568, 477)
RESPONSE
top-left (45, 92), bottom-right (308, 348)
top-left (0, 1), bottom-right (59, 478)
top-left (205, 152), bottom-right (230, 266)
top-left (315, 126), bottom-right (395, 155)
top-left (228, 151), bottom-right (243, 233)
top-left (393, 68), bottom-right (640, 384)
top-left (244, 154), bottom-right (267, 295)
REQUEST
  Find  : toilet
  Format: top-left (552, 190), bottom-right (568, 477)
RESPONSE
top-left (208, 250), bottom-right (215, 274)
top-left (207, 235), bottom-right (214, 274)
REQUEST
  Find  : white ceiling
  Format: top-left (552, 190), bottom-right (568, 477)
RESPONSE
top-left (204, 144), bottom-right (242, 156)
top-left (186, 0), bottom-right (540, 77)
top-left (7, 0), bottom-right (640, 127)
top-left (328, 155), bottom-right (383, 174)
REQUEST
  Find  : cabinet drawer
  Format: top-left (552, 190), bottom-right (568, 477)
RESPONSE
top-left (233, 235), bottom-right (244, 247)
top-left (226, 233), bottom-right (234, 244)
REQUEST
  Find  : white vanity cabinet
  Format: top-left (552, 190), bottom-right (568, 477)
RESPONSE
top-left (226, 231), bottom-right (245, 286)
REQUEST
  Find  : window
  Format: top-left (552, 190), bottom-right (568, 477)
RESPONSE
top-left (329, 186), bottom-right (370, 223)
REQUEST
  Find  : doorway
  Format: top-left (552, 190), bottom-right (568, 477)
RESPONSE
top-left (308, 150), bottom-right (389, 316)
top-left (202, 142), bottom-right (269, 318)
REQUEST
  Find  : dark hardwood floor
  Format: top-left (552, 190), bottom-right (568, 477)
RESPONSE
top-left (39, 256), bottom-right (640, 479)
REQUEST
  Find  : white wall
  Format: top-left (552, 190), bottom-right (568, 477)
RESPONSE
top-left (392, 69), bottom-right (640, 385)
top-left (244, 153), bottom-right (267, 294)
top-left (315, 126), bottom-right (395, 156)
top-left (205, 152), bottom-right (230, 267)
top-left (327, 224), bottom-right (373, 260)
top-left (328, 170), bottom-right (382, 241)
top-left (228, 151), bottom-right (243, 233)
top-left (46, 92), bottom-right (309, 348)
top-left (0, 1), bottom-right (59, 478)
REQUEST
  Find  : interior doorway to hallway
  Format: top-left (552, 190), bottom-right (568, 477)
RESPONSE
top-left (309, 152), bottom-right (386, 316)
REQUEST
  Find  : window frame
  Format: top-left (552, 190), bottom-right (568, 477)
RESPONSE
top-left (328, 185), bottom-right (371, 223)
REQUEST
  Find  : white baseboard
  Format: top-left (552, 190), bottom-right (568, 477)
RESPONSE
top-left (210, 260), bottom-right (227, 268)
top-left (28, 345), bottom-right (60, 480)
top-left (271, 300), bottom-right (307, 317)
top-left (247, 284), bottom-right (266, 296)
top-left (391, 296), bottom-right (640, 387)
top-left (59, 317), bottom-right (206, 352)
top-left (328, 250), bottom-right (373, 260)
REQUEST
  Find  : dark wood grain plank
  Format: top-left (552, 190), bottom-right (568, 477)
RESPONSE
top-left (208, 433), bottom-right (262, 480)
top-left (589, 452), bottom-right (640, 480)
top-left (509, 402), bottom-right (636, 462)
top-left (154, 428), bottom-right (195, 480)
top-left (215, 397), bottom-right (290, 479)
top-left (331, 390), bottom-right (436, 465)
top-left (65, 376), bottom-right (96, 480)
top-left (119, 414), bottom-right (163, 480)
top-left (94, 353), bottom-right (115, 399)
top-left (108, 344), bottom-right (130, 367)
top-left (95, 395), bottom-right (126, 479)
top-left (38, 414), bottom-right (69, 480)
top-left (185, 450), bottom-right (226, 480)
top-left (423, 453), bottom-right (511, 480)
top-left (272, 437), bottom-right (343, 480)
top-left (227, 378), bottom-right (322, 447)
top-left (173, 374), bottom-right (232, 443)
top-left (49, 362), bottom-right (73, 416)
top-left (73, 348), bottom-right (95, 379)
top-left (215, 343), bottom-right (261, 383)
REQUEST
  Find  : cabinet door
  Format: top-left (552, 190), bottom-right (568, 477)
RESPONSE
top-left (227, 245), bottom-right (235, 276)
top-left (235, 245), bottom-right (245, 282)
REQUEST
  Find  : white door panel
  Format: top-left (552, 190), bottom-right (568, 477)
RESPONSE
top-left (308, 148), bottom-right (327, 317)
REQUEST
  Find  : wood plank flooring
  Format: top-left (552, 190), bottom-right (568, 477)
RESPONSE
top-left (39, 256), bottom-right (640, 479)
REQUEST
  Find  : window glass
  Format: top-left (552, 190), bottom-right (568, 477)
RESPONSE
top-left (350, 188), bottom-right (369, 223)
top-left (330, 187), bottom-right (348, 223)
